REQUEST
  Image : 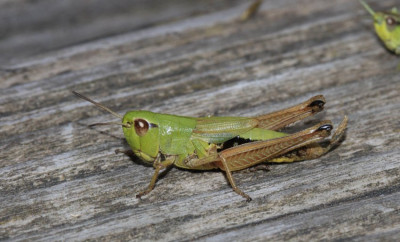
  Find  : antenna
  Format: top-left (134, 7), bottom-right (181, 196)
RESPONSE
top-left (359, 0), bottom-right (376, 17)
top-left (72, 91), bottom-right (123, 119)
top-left (73, 91), bottom-right (130, 128)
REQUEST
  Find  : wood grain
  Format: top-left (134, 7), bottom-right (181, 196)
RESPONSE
top-left (1, 0), bottom-right (399, 241)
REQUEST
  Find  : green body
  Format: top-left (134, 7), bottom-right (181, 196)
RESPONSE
top-left (73, 91), bottom-right (345, 201)
top-left (73, 91), bottom-right (343, 201)
top-left (360, 0), bottom-right (400, 55)
top-left (122, 111), bottom-right (287, 170)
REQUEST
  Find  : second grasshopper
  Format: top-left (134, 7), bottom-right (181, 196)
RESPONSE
top-left (360, 0), bottom-right (400, 55)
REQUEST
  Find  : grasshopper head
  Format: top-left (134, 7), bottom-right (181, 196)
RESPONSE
top-left (72, 91), bottom-right (161, 164)
top-left (122, 111), bottom-right (160, 163)
top-left (360, 0), bottom-right (400, 53)
top-left (372, 12), bottom-right (400, 52)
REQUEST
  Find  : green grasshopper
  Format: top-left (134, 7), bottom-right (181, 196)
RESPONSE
top-left (359, 0), bottom-right (400, 55)
top-left (73, 91), bottom-right (347, 201)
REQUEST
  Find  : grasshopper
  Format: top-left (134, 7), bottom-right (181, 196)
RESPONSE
top-left (73, 91), bottom-right (347, 201)
top-left (359, 0), bottom-right (400, 55)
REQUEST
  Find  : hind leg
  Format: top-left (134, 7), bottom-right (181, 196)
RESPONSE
top-left (269, 116), bottom-right (348, 163)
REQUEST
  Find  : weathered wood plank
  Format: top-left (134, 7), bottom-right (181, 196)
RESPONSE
top-left (1, 0), bottom-right (400, 241)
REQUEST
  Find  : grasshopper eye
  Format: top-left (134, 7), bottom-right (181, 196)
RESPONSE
top-left (386, 16), bottom-right (397, 26)
top-left (134, 119), bottom-right (149, 136)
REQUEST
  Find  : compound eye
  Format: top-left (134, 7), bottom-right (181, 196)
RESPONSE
top-left (134, 119), bottom-right (149, 136)
top-left (386, 16), bottom-right (396, 26)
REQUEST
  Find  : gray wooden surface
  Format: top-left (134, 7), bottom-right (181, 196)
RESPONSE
top-left (1, 0), bottom-right (400, 241)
